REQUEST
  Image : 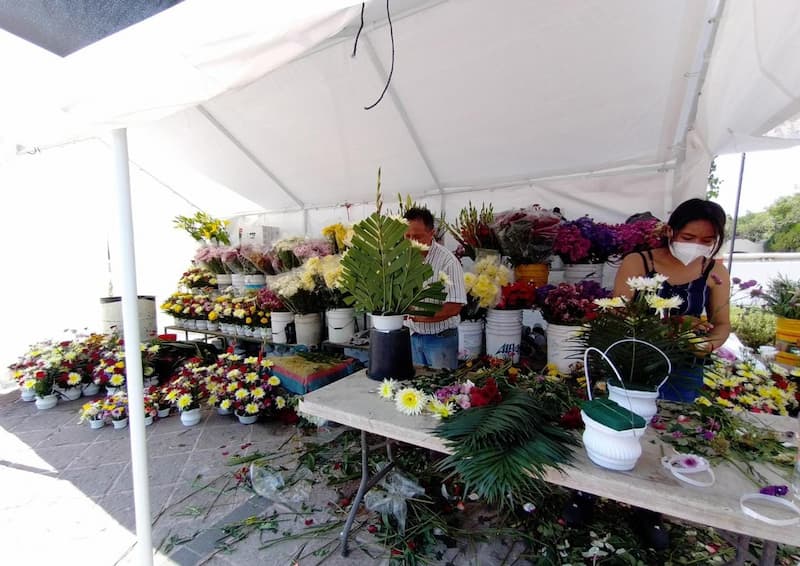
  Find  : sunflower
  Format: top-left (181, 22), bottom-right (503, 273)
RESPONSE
top-left (394, 387), bottom-right (427, 416)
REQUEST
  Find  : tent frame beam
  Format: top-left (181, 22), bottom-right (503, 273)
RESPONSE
top-left (196, 105), bottom-right (304, 210)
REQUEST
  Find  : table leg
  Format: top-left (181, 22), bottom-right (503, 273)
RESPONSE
top-left (731, 534), bottom-right (750, 566)
top-left (758, 541), bottom-right (777, 566)
top-left (340, 430), bottom-right (395, 557)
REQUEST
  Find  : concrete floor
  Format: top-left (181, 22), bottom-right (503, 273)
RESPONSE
top-left (0, 381), bottom-right (408, 565)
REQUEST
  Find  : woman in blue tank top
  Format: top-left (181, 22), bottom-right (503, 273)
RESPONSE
top-left (613, 199), bottom-right (731, 402)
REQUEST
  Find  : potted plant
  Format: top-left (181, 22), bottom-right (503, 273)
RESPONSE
top-left (142, 391), bottom-right (159, 426)
top-left (268, 258), bottom-right (330, 347)
top-left (163, 361), bottom-right (209, 426)
top-left (78, 398), bottom-right (107, 428)
top-left (491, 205), bottom-right (562, 286)
top-left (319, 254), bottom-right (356, 344)
top-left (578, 274), bottom-right (702, 421)
top-left (754, 275), bottom-right (800, 367)
top-left (32, 368), bottom-right (58, 410)
top-left (258, 287), bottom-right (292, 343)
top-left (535, 281), bottom-right (611, 374)
top-left (338, 170), bottom-right (446, 379)
top-left (552, 216), bottom-right (618, 283)
top-left (107, 393), bottom-right (129, 429)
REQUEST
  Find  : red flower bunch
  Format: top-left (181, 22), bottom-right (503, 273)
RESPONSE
top-left (559, 406), bottom-right (583, 429)
top-left (469, 378), bottom-right (502, 407)
top-left (496, 281), bottom-right (537, 310)
top-left (613, 218), bottom-right (667, 255)
top-left (534, 281), bottom-right (611, 325)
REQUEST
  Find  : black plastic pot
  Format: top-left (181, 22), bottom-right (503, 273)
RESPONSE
top-left (367, 327), bottom-right (415, 380)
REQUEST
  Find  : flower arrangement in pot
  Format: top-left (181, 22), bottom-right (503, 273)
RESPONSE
top-left (491, 205), bottom-right (562, 287)
top-left (162, 359), bottom-right (209, 426)
top-left (178, 264), bottom-right (217, 290)
top-left (577, 274), bottom-right (705, 421)
top-left (552, 216), bottom-right (617, 283)
top-left (143, 390), bottom-right (159, 425)
top-left (446, 201), bottom-right (500, 261)
top-left (268, 258), bottom-right (331, 347)
top-left (318, 254), bottom-right (357, 343)
top-left (338, 171), bottom-right (446, 379)
top-left (484, 279), bottom-right (537, 363)
top-left (459, 256), bottom-right (512, 360)
top-left (106, 392), bottom-right (129, 429)
top-left (78, 398), bottom-right (108, 428)
top-left (534, 281), bottom-right (611, 374)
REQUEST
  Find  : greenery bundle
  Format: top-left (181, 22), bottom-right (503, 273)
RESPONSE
top-left (339, 170), bottom-right (446, 316)
top-left (757, 274), bottom-right (800, 319)
top-left (434, 388), bottom-right (577, 508)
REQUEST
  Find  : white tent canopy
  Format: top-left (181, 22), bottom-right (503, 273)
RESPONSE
top-left (3, 0), bottom-right (800, 231)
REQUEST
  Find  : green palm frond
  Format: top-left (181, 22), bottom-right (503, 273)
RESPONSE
top-left (434, 389), bottom-right (578, 508)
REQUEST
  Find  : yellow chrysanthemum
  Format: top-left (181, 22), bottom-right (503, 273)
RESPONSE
top-left (245, 402), bottom-right (259, 415)
top-left (220, 399), bottom-right (232, 410)
top-left (267, 375), bottom-right (280, 387)
top-left (261, 359), bottom-right (274, 369)
top-left (695, 396), bottom-right (712, 407)
top-left (227, 369), bottom-right (242, 380)
top-left (235, 389), bottom-right (250, 401)
top-left (394, 387), bottom-right (427, 416)
top-left (207, 394), bottom-right (218, 407)
top-left (244, 372), bottom-right (259, 384)
top-left (275, 396), bottom-right (286, 410)
top-left (109, 374), bottom-right (125, 387)
top-left (165, 389), bottom-right (179, 401)
top-left (251, 387), bottom-right (266, 399)
top-left (23, 378), bottom-right (36, 390)
top-left (177, 393), bottom-right (194, 410)
top-left (378, 379), bottom-right (397, 400)
top-left (67, 372), bottom-right (82, 386)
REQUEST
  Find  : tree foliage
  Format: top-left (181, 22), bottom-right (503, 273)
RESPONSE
top-left (726, 191), bottom-right (800, 251)
top-left (707, 158), bottom-right (722, 200)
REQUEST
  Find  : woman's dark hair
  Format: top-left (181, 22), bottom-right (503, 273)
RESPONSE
top-left (667, 198), bottom-right (726, 255)
top-left (403, 207), bottom-right (434, 230)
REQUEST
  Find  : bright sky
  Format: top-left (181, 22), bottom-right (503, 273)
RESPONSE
top-left (712, 145), bottom-right (800, 217)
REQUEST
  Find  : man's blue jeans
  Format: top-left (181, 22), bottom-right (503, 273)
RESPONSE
top-left (411, 329), bottom-right (458, 370)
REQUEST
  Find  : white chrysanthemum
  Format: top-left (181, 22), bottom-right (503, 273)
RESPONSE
top-left (437, 271), bottom-right (451, 287)
top-left (626, 274), bottom-right (667, 292)
top-left (408, 239), bottom-right (430, 252)
top-left (378, 378), bottom-right (397, 400)
top-left (394, 387), bottom-right (427, 416)
top-left (428, 398), bottom-right (455, 420)
top-left (593, 297), bottom-right (626, 310)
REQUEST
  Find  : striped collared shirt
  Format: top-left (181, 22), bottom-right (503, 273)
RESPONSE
top-left (407, 241), bottom-right (467, 335)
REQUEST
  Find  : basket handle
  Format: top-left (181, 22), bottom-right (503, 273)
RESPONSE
top-left (583, 345), bottom-right (639, 430)
top-left (604, 338), bottom-right (672, 391)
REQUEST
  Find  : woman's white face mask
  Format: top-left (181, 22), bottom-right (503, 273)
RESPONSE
top-left (669, 241), bottom-right (713, 266)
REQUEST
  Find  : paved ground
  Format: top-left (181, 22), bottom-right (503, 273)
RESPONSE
top-left (1, 378), bottom-right (531, 565)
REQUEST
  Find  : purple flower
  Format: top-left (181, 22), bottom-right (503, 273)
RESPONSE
top-left (680, 456), bottom-right (699, 468)
top-left (702, 430), bottom-right (715, 441)
top-left (732, 277), bottom-right (741, 285)
top-left (671, 431), bottom-right (684, 439)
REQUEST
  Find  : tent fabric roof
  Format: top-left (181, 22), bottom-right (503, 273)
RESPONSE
top-left (2, 0), bottom-right (800, 222)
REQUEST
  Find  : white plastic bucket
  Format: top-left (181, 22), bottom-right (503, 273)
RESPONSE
top-left (100, 296), bottom-right (157, 342)
top-left (485, 309), bottom-right (522, 363)
top-left (546, 323), bottom-right (582, 374)
top-left (230, 273), bottom-right (246, 290)
top-left (244, 274), bottom-right (266, 290)
top-left (563, 264), bottom-right (603, 284)
top-left (294, 313), bottom-right (322, 348)
top-left (458, 319), bottom-right (484, 360)
top-left (271, 311), bottom-right (294, 343)
top-left (372, 314), bottom-right (405, 332)
top-left (581, 410), bottom-right (646, 471)
top-left (327, 308), bottom-right (356, 343)
top-left (216, 273), bottom-right (232, 290)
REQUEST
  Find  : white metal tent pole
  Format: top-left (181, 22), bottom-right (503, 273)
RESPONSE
top-left (110, 128), bottom-right (154, 566)
top-left (726, 152), bottom-right (746, 272)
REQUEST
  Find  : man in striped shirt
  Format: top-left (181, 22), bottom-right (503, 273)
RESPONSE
top-left (403, 208), bottom-right (467, 370)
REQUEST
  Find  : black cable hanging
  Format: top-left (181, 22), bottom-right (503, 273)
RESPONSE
top-left (351, 0), bottom-right (395, 110)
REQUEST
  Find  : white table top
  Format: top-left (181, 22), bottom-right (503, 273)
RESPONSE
top-left (299, 369), bottom-right (800, 546)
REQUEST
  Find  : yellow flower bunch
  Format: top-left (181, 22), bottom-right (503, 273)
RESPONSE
top-left (699, 358), bottom-right (798, 416)
top-left (322, 222), bottom-right (354, 253)
top-left (464, 256), bottom-right (512, 309)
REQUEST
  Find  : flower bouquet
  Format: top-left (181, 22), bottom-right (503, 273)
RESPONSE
top-left (447, 201), bottom-right (500, 260)
top-left (268, 259), bottom-right (328, 315)
top-left (194, 245), bottom-right (228, 274)
top-left (496, 281), bottom-right (537, 310)
top-left (613, 218), bottom-right (667, 256)
top-left (553, 216), bottom-right (618, 265)
top-left (219, 245), bottom-right (245, 274)
top-left (271, 237), bottom-right (306, 272)
top-left (143, 390), bottom-right (159, 424)
top-left (173, 211), bottom-right (230, 245)
top-left (462, 256), bottom-right (512, 320)
top-left (535, 281), bottom-right (611, 326)
top-left (491, 205), bottom-right (562, 266)
top-left (321, 222), bottom-right (354, 255)
top-left (257, 286), bottom-right (287, 312)
top-left (162, 359), bottom-right (209, 426)
top-left (178, 265), bottom-right (217, 289)
top-left (105, 392), bottom-right (129, 428)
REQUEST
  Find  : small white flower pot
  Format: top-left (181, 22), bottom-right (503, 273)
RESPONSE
top-left (35, 394), bottom-right (58, 410)
top-left (371, 314), bottom-right (405, 332)
top-left (581, 410), bottom-right (646, 471)
top-left (144, 415), bottom-right (154, 426)
top-left (607, 385), bottom-right (660, 424)
top-left (237, 414), bottom-right (258, 425)
top-left (82, 382), bottom-right (100, 396)
top-left (61, 387), bottom-right (82, 401)
top-left (89, 419), bottom-right (105, 429)
top-left (20, 388), bottom-right (36, 402)
top-left (157, 407), bottom-right (171, 418)
top-left (112, 418), bottom-right (129, 430)
top-left (217, 407), bottom-right (232, 416)
top-left (180, 408), bottom-right (202, 427)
